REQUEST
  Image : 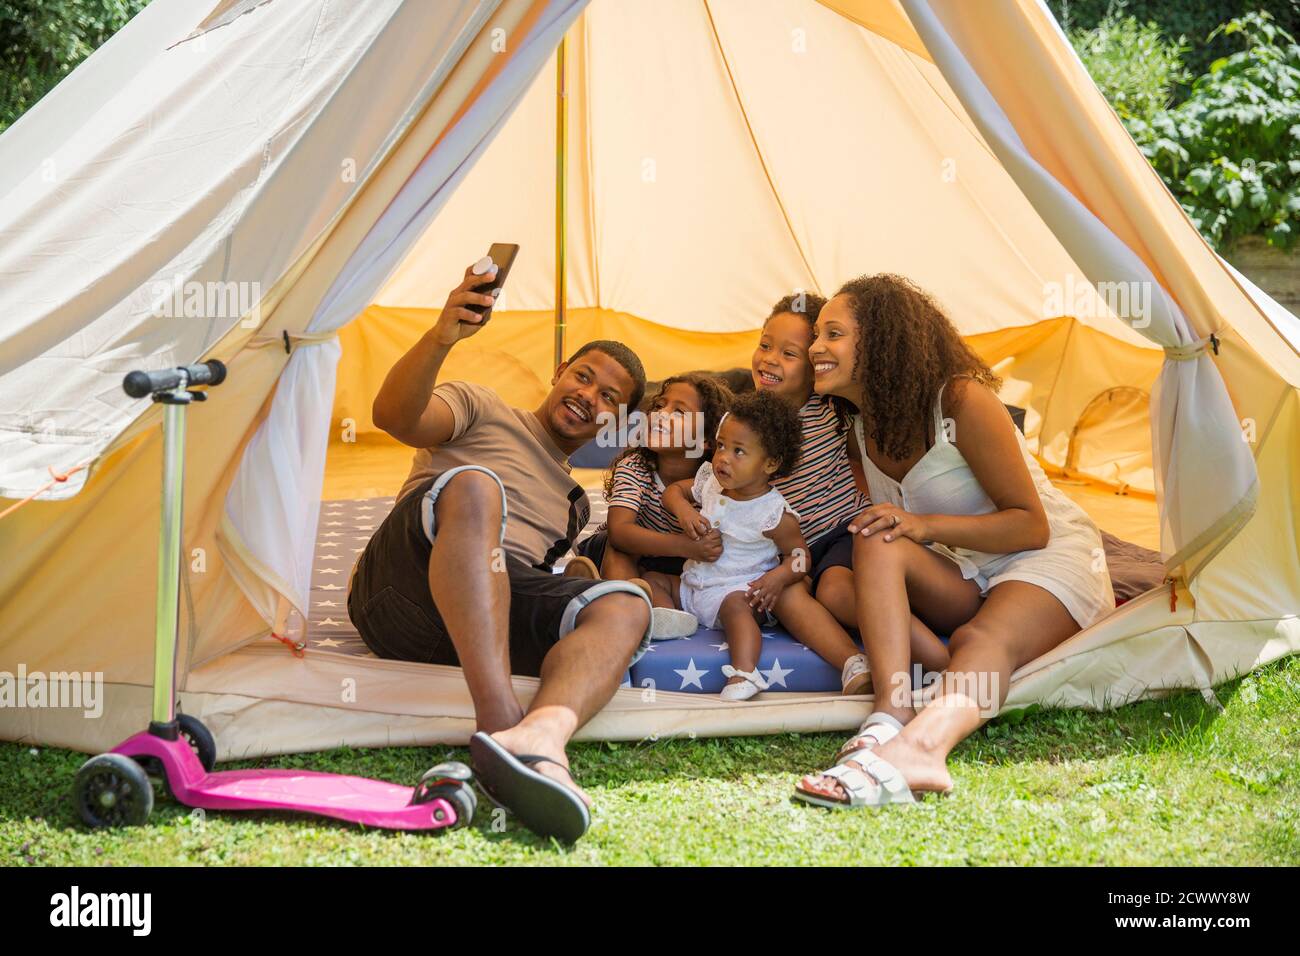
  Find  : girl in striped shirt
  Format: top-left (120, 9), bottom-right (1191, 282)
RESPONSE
top-left (754, 294), bottom-right (951, 687)
top-left (570, 373), bottom-right (733, 585)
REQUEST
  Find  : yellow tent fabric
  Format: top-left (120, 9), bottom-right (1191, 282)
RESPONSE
top-left (1, 0), bottom-right (1297, 758)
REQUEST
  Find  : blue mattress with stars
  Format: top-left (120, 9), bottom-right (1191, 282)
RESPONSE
top-left (306, 495), bottom-right (845, 692)
top-left (627, 628), bottom-right (844, 694)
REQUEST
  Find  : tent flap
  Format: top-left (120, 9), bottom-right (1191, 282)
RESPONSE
top-left (900, 0), bottom-right (1259, 572)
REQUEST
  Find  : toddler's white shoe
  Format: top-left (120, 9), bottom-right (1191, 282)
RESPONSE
top-left (719, 665), bottom-right (769, 701)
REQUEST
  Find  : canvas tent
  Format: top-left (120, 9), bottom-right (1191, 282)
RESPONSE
top-left (1, 0), bottom-right (1297, 758)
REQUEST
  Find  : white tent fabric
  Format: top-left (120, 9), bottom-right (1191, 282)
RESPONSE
top-left (1220, 258), bottom-right (1300, 355)
top-left (222, 0), bottom-right (587, 621)
top-left (0, 0), bottom-right (507, 499)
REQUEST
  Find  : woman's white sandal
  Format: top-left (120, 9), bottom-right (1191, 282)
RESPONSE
top-left (840, 654), bottom-right (870, 695)
top-left (719, 665), bottom-right (769, 701)
top-left (831, 711), bottom-right (903, 765)
top-left (793, 750), bottom-right (917, 809)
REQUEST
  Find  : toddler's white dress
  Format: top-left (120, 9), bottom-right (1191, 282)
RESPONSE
top-left (679, 462), bottom-right (799, 629)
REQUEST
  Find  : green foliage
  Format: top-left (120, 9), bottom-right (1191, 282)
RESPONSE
top-left (1131, 13), bottom-right (1300, 249)
top-left (1069, 7), bottom-right (1191, 126)
top-left (1050, 0), bottom-right (1300, 79)
top-left (1071, 10), bottom-right (1300, 250)
top-left (0, 0), bottom-right (150, 133)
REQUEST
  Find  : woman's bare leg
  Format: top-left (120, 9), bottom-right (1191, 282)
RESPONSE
top-left (850, 533), bottom-right (981, 725)
top-left (799, 580), bottom-right (1080, 802)
top-left (816, 567), bottom-right (952, 674)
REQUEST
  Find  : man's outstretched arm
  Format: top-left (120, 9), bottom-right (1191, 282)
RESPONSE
top-left (372, 263), bottom-right (498, 448)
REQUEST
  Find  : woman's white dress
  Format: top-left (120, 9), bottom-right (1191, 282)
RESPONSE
top-left (679, 462), bottom-right (798, 629)
top-left (853, 383), bottom-right (1115, 629)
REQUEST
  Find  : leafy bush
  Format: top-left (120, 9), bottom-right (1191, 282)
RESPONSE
top-left (1130, 13), bottom-right (1300, 250)
top-left (0, 0), bottom-right (150, 133)
top-left (1070, 7), bottom-right (1191, 126)
top-left (1051, 0), bottom-right (1300, 80)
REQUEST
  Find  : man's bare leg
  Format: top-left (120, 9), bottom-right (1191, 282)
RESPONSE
top-left (426, 471), bottom-right (521, 733)
top-left (491, 591), bottom-right (649, 806)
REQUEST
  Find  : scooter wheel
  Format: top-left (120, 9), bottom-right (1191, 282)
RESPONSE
top-left (411, 764), bottom-right (477, 827)
top-left (177, 714), bottom-right (217, 772)
top-left (422, 760), bottom-right (472, 784)
top-left (446, 783), bottom-right (476, 828)
top-left (74, 754), bottom-right (154, 828)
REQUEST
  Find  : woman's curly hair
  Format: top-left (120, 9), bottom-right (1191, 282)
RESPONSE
top-left (603, 373), bottom-right (734, 499)
top-left (837, 274), bottom-right (1001, 461)
top-left (725, 390), bottom-right (803, 480)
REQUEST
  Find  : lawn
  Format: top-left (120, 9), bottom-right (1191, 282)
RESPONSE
top-left (3, 656), bottom-right (1297, 866)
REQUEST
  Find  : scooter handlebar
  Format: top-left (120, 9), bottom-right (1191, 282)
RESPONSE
top-left (123, 360), bottom-right (227, 398)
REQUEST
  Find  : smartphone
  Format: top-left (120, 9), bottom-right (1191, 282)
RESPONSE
top-left (464, 242), bottom-right (519, 322)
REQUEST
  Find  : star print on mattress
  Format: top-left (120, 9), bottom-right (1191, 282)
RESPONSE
top-left (628, 627), bottom-right (848, 694)
top-left (304, 496), bottom-right (398, 657)
top-left (306, 489), bottom-right (610, 656)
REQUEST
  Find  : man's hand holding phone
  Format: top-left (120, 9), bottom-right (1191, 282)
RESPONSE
top-left (431, 263), bottom-right (499, 347)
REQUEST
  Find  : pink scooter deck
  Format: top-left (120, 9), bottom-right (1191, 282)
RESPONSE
top-left (113, 731), bottom-right (463, 831)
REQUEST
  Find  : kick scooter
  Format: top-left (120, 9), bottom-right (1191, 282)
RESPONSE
top-left (73, 361), bottom-right (476, 831)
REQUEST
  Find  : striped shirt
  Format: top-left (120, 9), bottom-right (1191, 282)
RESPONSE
top-left (605, 453), bottom-right (684, 535)
top-left (774, 394), bottom-right (869, 545)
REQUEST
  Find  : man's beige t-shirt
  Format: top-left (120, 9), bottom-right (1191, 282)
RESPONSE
top-left (396, 381), bottom-right (590, 570)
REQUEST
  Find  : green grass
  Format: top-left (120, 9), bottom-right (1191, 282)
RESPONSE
top-left (3, 656), bottom-right (1298, 866)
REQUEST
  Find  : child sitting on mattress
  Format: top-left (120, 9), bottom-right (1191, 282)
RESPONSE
top-left (645, 390), bottom-right (807, 700)
top-left (566, 373), bottom-right (732, 608)
top-left (752, 292), bottom-right (950, 689)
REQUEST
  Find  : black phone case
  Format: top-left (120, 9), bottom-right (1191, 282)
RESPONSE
top-left (465, 243), bottom-right (519, 319)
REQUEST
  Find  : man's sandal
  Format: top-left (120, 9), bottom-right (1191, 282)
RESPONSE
top-left (792, 750), bottom-right (920, 809)
top-left (469, 732), bottom-right (591, 843)
top-left (831, 711), bottom-right (904, 765)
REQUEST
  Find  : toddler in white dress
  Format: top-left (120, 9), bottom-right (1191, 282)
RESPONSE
top-left (656, 391), bottom-right (807, 701)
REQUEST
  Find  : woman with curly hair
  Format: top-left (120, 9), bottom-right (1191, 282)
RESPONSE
top-left (794, 274), bottom-right (1114, 807)
top-left (752, 292), bottom-right (951, 695)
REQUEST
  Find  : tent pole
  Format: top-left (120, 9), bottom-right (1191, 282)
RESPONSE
top-left (554, 34), bottom-right (567, 369)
